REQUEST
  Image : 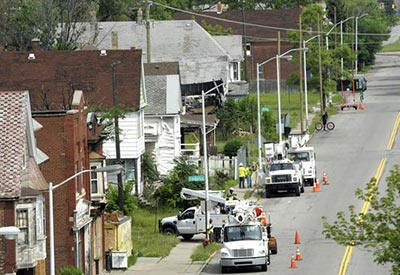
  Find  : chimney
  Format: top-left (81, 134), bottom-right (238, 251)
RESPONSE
top-left (137, 7), bottom-right (143, 24)
top-left (111, 31), bottom-right (118, 49)
top-left (216, 1), bottom-right (222, 14)
top-left (31, 38), bottom-right (40, 51)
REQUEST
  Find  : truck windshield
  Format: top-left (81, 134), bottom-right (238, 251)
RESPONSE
top-left (270, 163), bottom-right (294, 171)
top-left (288, 152), bottom-right (310, 162)
top-left (224, 225), bottom-right (262, 242)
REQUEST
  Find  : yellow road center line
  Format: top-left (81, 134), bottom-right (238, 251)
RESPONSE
top-left (338, 158), bottom-right (386, 275)
top-left (386, 112), bottom-right (400, 150)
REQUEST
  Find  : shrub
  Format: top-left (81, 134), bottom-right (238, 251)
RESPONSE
top-left (223, 139), bottom-right (243, 157)
top-left (58, 266), bottom-right (82, 275)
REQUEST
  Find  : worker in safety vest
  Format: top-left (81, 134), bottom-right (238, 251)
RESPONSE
top-left (226, 187), bottom-right (238, 201)
top-left (207, 219), bottom-right (214, 242)
top-left (238, 163), bottom-right (246, 188)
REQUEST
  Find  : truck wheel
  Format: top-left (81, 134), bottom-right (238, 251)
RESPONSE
top-left (265, 188), bottom-right (271, 198)
top-left (221, 266), bottom-right (228, 273)
top-left (181, 234), bottom-right (194, 240)
top-left (163, 227), bottom-right (176, 235)
top-left (295, 185), bottom-right (300, 196)
top-left (261, 263), bottom-right (267, 271)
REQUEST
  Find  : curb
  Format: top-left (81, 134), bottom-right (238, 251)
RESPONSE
top-left (196, 251), bottom-right (218, 275)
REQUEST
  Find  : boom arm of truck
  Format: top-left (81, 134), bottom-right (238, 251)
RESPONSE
top-left (180, 188), bottom-right (227, 205)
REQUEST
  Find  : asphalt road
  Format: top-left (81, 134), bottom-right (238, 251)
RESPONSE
top-left (201, 53), bottom-right (399, 275)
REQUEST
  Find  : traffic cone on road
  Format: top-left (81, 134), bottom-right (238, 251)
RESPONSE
top-left (316, 178), bottom-right (321, 190)
top-left (295, 247), bottom-right (302, 261)
top-left (312, 185), bottom-right (317, 192)
top-left (322, 172), bottom-right (330, 185)
top-left (294, 230), bottom-right (301, 244)
top-left (290, 256), bottom-right (297, 268)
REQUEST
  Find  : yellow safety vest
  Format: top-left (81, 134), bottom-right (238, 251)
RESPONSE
top-left (239, 166), bottom-right (246, 177)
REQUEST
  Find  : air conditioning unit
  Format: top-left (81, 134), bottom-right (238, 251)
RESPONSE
top-left (111, 251), bottom-right (128, 269)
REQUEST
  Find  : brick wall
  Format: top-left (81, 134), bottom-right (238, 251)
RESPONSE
top-left (0, 201), bottom-right (17, 274)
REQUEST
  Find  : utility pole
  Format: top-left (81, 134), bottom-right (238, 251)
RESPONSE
top-left (111, 61), bottom-right (124, 213)
top-left (317, 15), bottom-right (324, 114)
top-left (299, 10), bottom-right (304, 133)
top-left (145, 0), bottom-right (151, 63)
top-left (241, 0), bottom-right (247, 81)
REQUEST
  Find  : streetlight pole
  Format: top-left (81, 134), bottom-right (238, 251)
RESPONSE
top-left (276, 48), bottom-right (308, 143)
top-left (355, 14), bottom-right (368, 74)
top-left (49, 165), bottom-right (122, 275)
top-left (303, 35), bottom-right (319, 130)
top-left (340, 16), bottom-right (355, 74)
top-left (201, 83), bottom-right (224, 238)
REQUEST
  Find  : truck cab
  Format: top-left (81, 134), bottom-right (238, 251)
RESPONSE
top-left (264, 159), bottom-right (304, 198)
top-left (288, 146), bottom-right (316, 186)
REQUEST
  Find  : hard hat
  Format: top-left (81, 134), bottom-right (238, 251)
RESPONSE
top-left (229, 187), bottom-right (234, 191)
top-left (239, 162), bottom-right (243, 166)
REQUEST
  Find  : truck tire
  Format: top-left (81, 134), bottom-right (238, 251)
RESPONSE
top-left (162, 227), bottom-right (176, 235)
top-left (181, 234), bottom-right (194, 240)
top-left (221, 266), bottom-right (228, 273)
top-left (261, 263), bottom-right (267, 271)
top-left (265, 187), bottom-right (271, 198)
top-left (295, 185), bottom-right (300, 196)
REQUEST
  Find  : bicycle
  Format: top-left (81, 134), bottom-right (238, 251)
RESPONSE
top-left (315, 121), bottom-right (335, 131)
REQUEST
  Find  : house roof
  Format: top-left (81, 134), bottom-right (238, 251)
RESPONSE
top-left (79, 20), bottom-right (232, 85)
top-left (213, 35), bottom-right (243, 61)
top-left (144, 75), bottom-right (167, 115)
top-left (0, 91), bottom-right (29, 198)
top-left (0, 49), bottom-right (142, 111)
top-left (144, 62), bottom-right (180, 76)
top-left (174, 9), bottom-right (301, 41)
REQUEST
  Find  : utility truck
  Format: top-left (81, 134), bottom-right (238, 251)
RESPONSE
top-left (158, 188), bottom-right (238, 240)
top-left (263, 159), bottom-right (304, 198)
top-left (220, 201), bottom-right (277, 273)
top-left (287, 146), bottom-right (316, 187)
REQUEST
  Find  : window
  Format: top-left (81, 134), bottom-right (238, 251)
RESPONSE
top-left (258, 66), bottom-right (264, 80)
top-left (229, 62), bottom-right (240, 82)
top-left (246, 43), bottom-right (251, 56)
top-left (17, 209), bottom-right (29, 245)
top-left (91, 166), bottom-right (99, 194)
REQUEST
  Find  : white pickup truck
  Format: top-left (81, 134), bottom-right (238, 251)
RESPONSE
top-left (264, 159), bottom-right (304, 198)
top-left (158, 206), bottom-right (230, 240)
top-left (158, 188), bottom-right (238, 240)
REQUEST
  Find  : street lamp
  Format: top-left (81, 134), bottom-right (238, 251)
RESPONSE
top-left (201, 83), bottom-right (224, 238)
top-left (276, 48), bottom-right (308, 143)
top-left (256, 54), bottom-right (294, 169)
top-left (0, 226), bottom-right (20, 240)
top-left (326, 21), bottom-right (341, 51)
top-left (355, 14), bottom-right (368, 74)
top-left (340, 16), bottom-right (355, 74)
top-left (49, 165), bottom-right (123, 275)
top-left (303, 35), bottom-right (319, 130)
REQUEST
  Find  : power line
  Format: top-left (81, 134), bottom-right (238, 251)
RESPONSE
top-left (152, 1), bottom-right (391, 38)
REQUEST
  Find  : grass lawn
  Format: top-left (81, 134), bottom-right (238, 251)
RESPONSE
top-left (131, 207), bottom-right (180, 258)
top-left (380, 39), bottom-right (400, 52)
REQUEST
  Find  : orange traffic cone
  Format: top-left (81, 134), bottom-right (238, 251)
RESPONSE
top-left (316, 178), bottom-right (321, 190)
top-left (312, 185), bottom-right (317, 192)
top-left (295, 247), bottom-right (302, 261)
top-left (290, 256), bottom-right (297, 268)
top-left (322, 172), bottom-right (330, 185)
top-left (294, 230), bottom-right (301, 244)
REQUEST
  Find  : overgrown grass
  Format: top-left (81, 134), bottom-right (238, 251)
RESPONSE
top-left (191, 242), bottom-right (222, 261)
top-left (131, 207), bottom-right (180, 258)
top-left (380, 39), bottom-right (400, 52)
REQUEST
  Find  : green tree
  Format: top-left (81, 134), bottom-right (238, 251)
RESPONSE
top-left (141, 152), bottom-right (159, 202)
top-left (154, 156), bottom-right (200, 209)
top-left (216, 98), bottom-right (240, 139)
top-left (322, 165), bottom-right (400, 275)
top-left (261, 110), bottom-right (278, 142)
top-left (105, 180), bottom-right (137, 215)
top-left (223, 139), bottom-right (243, 157)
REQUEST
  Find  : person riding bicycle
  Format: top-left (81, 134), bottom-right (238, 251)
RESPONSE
top-left (322, 111), bottom-right (328, 130)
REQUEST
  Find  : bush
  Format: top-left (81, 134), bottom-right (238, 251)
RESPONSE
top-left (223, 139), bottom-right (242, 157)
top-left (58, 266), bottom-right (82, 275)
top-left (105, 180), bottom-right (137, 215)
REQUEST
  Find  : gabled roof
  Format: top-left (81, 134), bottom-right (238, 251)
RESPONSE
top-left (0, 49), bottom-right (142, 111)
top-left (175, 9), bottom-right (301, 41)
top-left (79, 20), bottom-right (232, 85)
top-left (0, 91), bottom-right (29, 198)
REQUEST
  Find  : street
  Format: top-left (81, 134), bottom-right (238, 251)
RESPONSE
top-left (201, 53), bottom-right (398, 274)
